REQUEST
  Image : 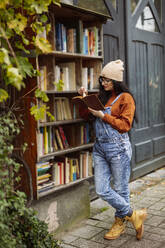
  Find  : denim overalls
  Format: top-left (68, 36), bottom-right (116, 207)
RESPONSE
top-left (93, 94), bottom-right (133, 218)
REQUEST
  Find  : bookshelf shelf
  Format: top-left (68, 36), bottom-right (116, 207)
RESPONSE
top-left (38, 175), bottom-right (94, 199)
top-left (39, 118), bottom-right (85, 127)
top-left (45, 51), bottom-right (103, 60)
top-left (45, 89), bottom-right (99, 94)
top-left (38, 142), bottom-right (94, 162)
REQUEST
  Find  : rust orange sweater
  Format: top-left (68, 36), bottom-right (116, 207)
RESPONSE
top-left (79, 92), bottom-right (135, 133)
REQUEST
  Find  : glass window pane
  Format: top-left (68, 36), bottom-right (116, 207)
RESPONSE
top-left (131, 0), bottom-right (140, 13)
top-left (61, 0), bottom-right (73, 5)
top-left (61, 0), bottom-right (110, 17)
top-left (136, 5), bottom-right (159, 32)
top-left (109, 0), bottom-right (117, 10)
top-left (152, 0), bottom-right (162, 22)
top-left (76, 0), bottom-right (110, 16)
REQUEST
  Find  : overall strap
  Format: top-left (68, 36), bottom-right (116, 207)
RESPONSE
top-left (110, 93), bottom-right (123, 106)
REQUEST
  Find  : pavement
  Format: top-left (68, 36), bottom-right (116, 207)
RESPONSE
top-left (56, 166), bottom-right (165, 248)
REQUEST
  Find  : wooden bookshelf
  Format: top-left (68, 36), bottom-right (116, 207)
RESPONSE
top-left (38, 176), bottom-right (93, 199)
top-left (38, 142), bottom-right (94, 161)
top-left (17, 2), bottom-right (106, 199)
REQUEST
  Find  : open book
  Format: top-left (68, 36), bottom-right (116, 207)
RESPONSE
top-left (72, 94), bottom-right (105, 111)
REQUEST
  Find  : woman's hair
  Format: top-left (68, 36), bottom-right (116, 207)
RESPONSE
top-left (98, 78), bottom-right (138, 123)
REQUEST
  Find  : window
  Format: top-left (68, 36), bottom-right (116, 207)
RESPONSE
top-left (152, 0), bottom-right (162, 22)
top-left (61, 0), bottom-right (110, 17)
top-left (131, 0), bottom-right (140, 13)
top-left (136, 5), bottom-right (159, 32)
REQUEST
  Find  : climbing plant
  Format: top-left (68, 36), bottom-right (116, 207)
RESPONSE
top-left (0, 0), bottom-right (60, 119)
top-left (0, 0), bottom-right (62, 247)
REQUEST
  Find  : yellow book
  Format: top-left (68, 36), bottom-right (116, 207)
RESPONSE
top-left (37, 173), bottom-right (51, 180)
top-left (44, 126), bottom-right (48, 154)
top-left (69, 159), bottom-right (73, 182)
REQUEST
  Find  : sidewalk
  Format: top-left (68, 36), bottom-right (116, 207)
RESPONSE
top-left (56, 166), bottom-right (165, 248)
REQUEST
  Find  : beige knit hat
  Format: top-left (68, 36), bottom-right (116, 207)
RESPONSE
top-left (101, 59), bottom-right (124, 82)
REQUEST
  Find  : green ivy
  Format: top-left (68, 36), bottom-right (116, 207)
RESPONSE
top-left (0, 0), bottom-right (61, 119)
top-left (0, 111), bottom-right (61, 247)
top-left (0, 0), bottom-right (61, 246)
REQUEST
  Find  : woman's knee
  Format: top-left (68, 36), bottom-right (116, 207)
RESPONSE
top-left (95, 185), bottom-right (112, 200)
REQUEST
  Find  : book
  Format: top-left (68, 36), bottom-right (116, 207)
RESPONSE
top-left (59, 62), bottom-right (76, 90)
top-left (72, 94), bottom-right (105, 111)
top-left (58, 126), bottom-right (69, 148)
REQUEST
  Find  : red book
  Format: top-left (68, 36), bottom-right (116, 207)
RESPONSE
top-left (58, 126), bottom-right (69, 148)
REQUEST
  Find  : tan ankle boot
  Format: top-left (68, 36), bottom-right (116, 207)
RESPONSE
top-left (104, 217), bottom-right (126, 240)
top-left (125, 208), bottom-right (147, 240)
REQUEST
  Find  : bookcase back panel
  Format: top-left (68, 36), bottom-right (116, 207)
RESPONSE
top-left (47, 12), bottom-right (55, 50)
top-left (38, 55), bottom-right (55, 91)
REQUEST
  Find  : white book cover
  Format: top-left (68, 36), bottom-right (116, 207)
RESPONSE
top-left (59, 62), bottom-right (76, 90)
top-left (55, 162), bottom-right (60, 186)
top-left (61, 24), bottom-right (67, 52)
top-left (55, 65), bottom-right (60, 90)
top-left (65, 157), bottom-right (70, 184)
top-left (37, 132), bottom-right (43, 157)
top-left (62, 67), bottom-right (69, 90)
top-left (80, 153), bottom-right (83, 179)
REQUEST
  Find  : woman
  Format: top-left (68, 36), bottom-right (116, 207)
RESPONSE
top-left (78, 60), bottom-right (147, 240)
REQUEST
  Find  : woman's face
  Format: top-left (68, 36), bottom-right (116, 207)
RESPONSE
top-left (101, 77), bottom-right (114, 91)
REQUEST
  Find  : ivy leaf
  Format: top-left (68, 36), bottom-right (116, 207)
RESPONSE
top-left (47, 111), bottom-right (55, 121)
top-left (40, 14), bottom-right (48, 23)
top-left (21, 35), bottom-right (30, 46)
top-left (8, 13), bottom-right (27, 33)
top-left (15, 41), bottom-right (30, 54)
top-left (30, 104), bottom-right (47, 121)
top-left (0, 48), bottom-right (10, 65)
top-left (52, 0), bottom-right (61, 7)
top-left (54, 79), bottom-right (64, 91)
top-left (0, 0), bottom-right (9, 9)
top-left (34, 36), bottom-right (52, 53)
top-left (35, 88), bottom-right (49, 102)
top-left (6, 66), bottom-right (24, 90)
top-left (16, 56), bottom-right (34, 78)
top-left (46, 23), bottom-right (51, 34)
top-left (31, 0), bottom-right (51, 14)
top-left (0, 88), bottom-right (9, 102)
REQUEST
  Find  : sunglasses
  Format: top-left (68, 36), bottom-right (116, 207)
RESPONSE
top-left (99, 76), bottom-right (112, 83)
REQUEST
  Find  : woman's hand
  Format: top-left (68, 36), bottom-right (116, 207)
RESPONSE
top-left (78, 87), bottom-right (88, 97)
top-left (88, 107), bottom-right (104, 119)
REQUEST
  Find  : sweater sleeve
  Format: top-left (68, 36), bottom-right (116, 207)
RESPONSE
top-left (102, 94), bottom-right (135, 133)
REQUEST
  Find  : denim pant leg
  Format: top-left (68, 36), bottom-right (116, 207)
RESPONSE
top-left (109, 150), bottom-right (131, 217)
top-left (93, 142), bottom-right (131, 218)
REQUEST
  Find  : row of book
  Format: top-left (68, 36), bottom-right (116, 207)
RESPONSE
top-left (83, 27), bottom-right (101, 56)
top-left (54, 97), bottom-right (72, 121)
top-left (37, 123), bottom-right (91, 157)
top-left (55, 21), bottom-right (101, 56)
top-left (38, 63), bottom-right (94, 91)
top-left (39, 20), bottom-right (102, 56)
top-left (39, 97), bottom-right (80, 123)
top-left (55, 22), bottom-right (77, 53)
top-left (36, 152), bottom-right (93, 193)
top-left (37, 161), bottom-right (55, 193)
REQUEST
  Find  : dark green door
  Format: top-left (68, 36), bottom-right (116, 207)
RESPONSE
top-left (103, 0), bottom-right (126, 65)
top-left (125, 0), bottom-right (165, 179)
top-left (103, 0), bottom-right (165, 180)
